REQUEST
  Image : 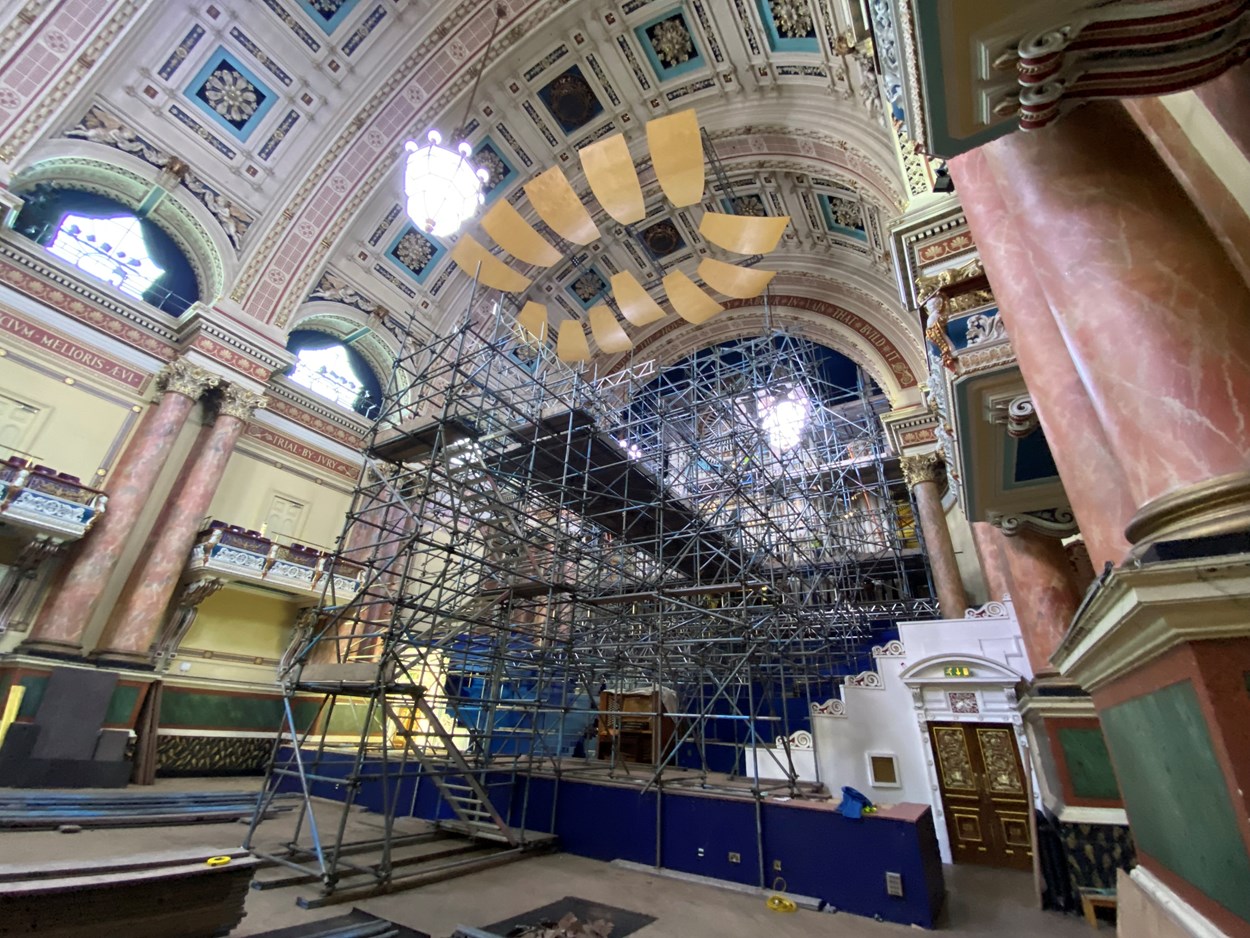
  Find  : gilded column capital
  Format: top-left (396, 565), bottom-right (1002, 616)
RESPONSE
top-left (900, 452), bottom-right (944, 488)
top-left (156, 358), bottom-right (221, 401)
top-left (216, 384), bottom-right (268, 422)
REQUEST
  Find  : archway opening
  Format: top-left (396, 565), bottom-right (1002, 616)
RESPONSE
top-left (12, 186), bottom-right (200, 315)
top-left (285, 328), bottom-right (384, 417)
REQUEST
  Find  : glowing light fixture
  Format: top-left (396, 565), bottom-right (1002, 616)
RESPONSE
top-left (401, 3), bottom-right (506, 239)
top-left (759, 386), bottom-right (811, 452)
top-left (403, 132), bottom-right (490, 238)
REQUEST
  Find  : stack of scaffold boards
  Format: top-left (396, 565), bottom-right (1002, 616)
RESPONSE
top-left (0, 847), bottom-right (259, 938)
top-left (0, 788), bottom-right (296, 830)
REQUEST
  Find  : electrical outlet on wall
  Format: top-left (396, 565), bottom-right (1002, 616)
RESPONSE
top-left (728, 852), bottom-right (741, 864)
top-left (697, 847), bottom-right (704, 857)
top-left (773, 859), bottom-right (782, 872)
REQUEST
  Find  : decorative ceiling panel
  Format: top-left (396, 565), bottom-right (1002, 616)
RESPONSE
top-left (636, 9), bottom-right (706, 82)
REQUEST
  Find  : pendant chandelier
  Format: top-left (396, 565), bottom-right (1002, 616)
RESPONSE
top-left (402, 3), bottom-right (506, 239)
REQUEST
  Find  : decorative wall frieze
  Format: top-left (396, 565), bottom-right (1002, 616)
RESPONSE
top-left (900, 451), bottom-right (944, 488)
top-left (0, 307), bottom-right (153, 392)
top-left (0, 237), bottom-right (178, 361)
top-left (242, 422), bottom-right (360, 481)
top-left (984, 392), bottom-right (1038, 439)
top-left (988, 507), bottom-right (1078, 539)
top-left (880, 404), bottom-right (939, 455)
top-left (265, 378), bottom-right (369, 448)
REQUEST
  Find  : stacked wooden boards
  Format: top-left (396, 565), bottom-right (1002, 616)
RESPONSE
top-left (0, 847), bottom-right (258, 937)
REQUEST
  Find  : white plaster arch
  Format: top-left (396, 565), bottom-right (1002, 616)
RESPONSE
top-left (12, 141), bottom-right (238, 301)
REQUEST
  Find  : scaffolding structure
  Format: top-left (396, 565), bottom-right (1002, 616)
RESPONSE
top-left (246, 299), bottom-right (936, 900)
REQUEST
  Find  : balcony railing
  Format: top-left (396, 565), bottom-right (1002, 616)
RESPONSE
top-left (0, 457), bottom-right (107, 539)
top-left (188, 521), bottom-right (363, 601)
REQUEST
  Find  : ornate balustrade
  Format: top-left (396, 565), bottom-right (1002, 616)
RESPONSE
top-left (0, 457), bottom-right (107, 539)
top-left (187, 521), bottom-right (363, 601)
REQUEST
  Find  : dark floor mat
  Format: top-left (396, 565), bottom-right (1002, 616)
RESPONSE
top-left (482, 896), bottom-right (655, 937)
top-left (252, 907), bottom-right (429, 938)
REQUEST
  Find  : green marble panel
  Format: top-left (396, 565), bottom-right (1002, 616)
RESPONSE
top-left (1101, 680), bottom-right (1250, 920)
top-left (159, 688), bottom-right (320, 732)
top-left (1057, 726), bottom-right (1121, 802)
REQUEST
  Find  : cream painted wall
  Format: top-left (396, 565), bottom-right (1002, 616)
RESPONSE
top-left (173, 585), bottom-right (298, 684)
top-left (0, 353), bottom-right (140, 482)
top-left (207, 448), bottom-right (354, 552)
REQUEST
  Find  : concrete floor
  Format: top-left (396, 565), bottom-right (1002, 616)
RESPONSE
top-left (2, 778), bottom-right (1098, 937)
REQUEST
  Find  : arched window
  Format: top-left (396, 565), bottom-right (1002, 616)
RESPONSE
top-left (286, 329), bottom-right (384, 418)
top-left (13, 187), bottom-right (200, 315)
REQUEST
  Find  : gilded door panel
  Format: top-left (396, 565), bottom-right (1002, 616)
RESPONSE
top-left (933, 725), bottom-right (976, 790)
top-left (977, 726), bottom-right (1025, 796)
top-left (930, 721), bottom-right (1034, 870)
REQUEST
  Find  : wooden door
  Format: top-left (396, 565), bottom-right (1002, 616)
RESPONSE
top-left (929, 721), bottom-right (1033, 870)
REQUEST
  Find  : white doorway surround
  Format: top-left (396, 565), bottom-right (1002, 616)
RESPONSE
top-left (809, 600), bottom-right (1040, 863)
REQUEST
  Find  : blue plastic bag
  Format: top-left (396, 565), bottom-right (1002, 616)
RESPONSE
top-left (838, 786), bottom-right (874, 819)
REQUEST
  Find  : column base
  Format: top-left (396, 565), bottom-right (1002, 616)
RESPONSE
top-left (1126, 470), bottom-right (1250, 547)
top-left (14, 638), bottom-right (88, 662)
top-left (87, 649), bottom-right (157, 671)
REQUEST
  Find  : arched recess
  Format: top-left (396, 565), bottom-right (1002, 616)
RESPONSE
top-left (617, 298), bottom-right (926, 408)
top-left (10, 144), bottom-right (234, 301)
top-left (286, 301), bottom-right (398, 401)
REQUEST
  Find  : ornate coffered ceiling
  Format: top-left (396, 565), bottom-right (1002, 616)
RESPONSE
top-left (0, 0), bottom-right (933, 400)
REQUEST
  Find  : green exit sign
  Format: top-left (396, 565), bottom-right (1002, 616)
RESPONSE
top-left (944, 666), bottom-right (971, 677)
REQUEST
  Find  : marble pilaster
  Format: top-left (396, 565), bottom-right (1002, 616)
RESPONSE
top-left (971, 521), bottom-right (1012, 604)
top-left (1192, 59), bottom-right (1250, 162)
top-left (948, 148), bottom-right (1136, 570)
top-left (995, 526), bottom-right (1084, 676)
top-left (1125, 95), bottom-right (1250, 290)
top-left (21, 359), bottom-right (220, 656)
top-left (901, 454), bottom-right (969, 619)
top-left (91, 385), bottom-right (266, 665)
top-left (979, 101), bottom-right (1250, 546)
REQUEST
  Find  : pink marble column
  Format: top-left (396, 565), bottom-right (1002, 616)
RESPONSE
top-left (21, 359), bottom-right (219, 656)
top-left (1125, 95), bottom-right (1250, 289)
top-left (971, 521), bottom-right (1012, 604)
top-left (91, 385), bottom-right (266, 665)
top-left (949, 147), bottom-right (1136, 570)
top-left (901, 453), bottom-right (969, 619)
top-left (994, 526), bottom-right (1085, 676)
top-left (979, 101), bottom-right (1250, 544)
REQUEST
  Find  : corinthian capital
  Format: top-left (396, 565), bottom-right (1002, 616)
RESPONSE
top-left (156, 358), bottom-right (221, 401)
top-left (899, 452), bottom-right (944, 488)
top-left (216, 384), bottom-right (268, 422)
